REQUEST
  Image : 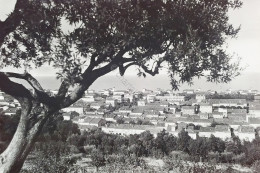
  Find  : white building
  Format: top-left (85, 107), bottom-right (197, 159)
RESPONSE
top-left (113, 94), bottom-right (123, 103)
top-left (156, 95), bottom-right (185, 102)
top-left (199, 103), bottom-right (212, 113)
top-left (106, 97), bottom-right (117, 107)
top-left (137, 100), bottom-right (146, 106)
top-left (147, 94), bottom-right (156, 103)
top-left (124, 94), bottom-right (134, 102)
top-left (214, 125), bottom-right (231, 140)
top-left (196, 94), bottom-right (206, 102)
top-left (234, 125), bottom-right (255, 142)
top-left (62, 106), bottom-right (84, 114)
top-left (81, 94), bottom-right (95, 102)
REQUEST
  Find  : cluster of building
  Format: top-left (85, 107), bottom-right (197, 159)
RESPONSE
top-left (2, 87), bottom-right (260, 142)
top-left (0, 91), bottom-right (20, 116)
top-left (60, 88), bottom-right (260, 142)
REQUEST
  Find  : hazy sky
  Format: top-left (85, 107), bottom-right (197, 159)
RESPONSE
top-left (0, 0), bottom-right (260, 91)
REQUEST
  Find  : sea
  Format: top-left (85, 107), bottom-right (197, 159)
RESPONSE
top-left (10, 72), bottom-right (260, 92)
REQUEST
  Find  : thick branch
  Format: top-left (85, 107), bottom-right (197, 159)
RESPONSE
top-left (61, 50), bottom-right (129, 108)
top-left (141, 60), bottom-right (163, 76)
top-left (56, 80), bottom-right (70, 98)
top-left (119, 62), bottom-right (137, 76)
top-left (5, 72), bottom-right (44, 91)
top-left (0, 72), bottom-right (33, 100)
top-left (3, 72), bottom-right (57, 108)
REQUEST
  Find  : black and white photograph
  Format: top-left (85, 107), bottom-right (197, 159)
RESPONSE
top-left (0, 0), bottom-right (260, 172)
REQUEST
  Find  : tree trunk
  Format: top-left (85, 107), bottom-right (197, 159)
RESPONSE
top-left (0, 100), bottom-right (50, 173)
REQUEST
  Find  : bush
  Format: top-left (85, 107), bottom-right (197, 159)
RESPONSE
top-left (251, 160), bottom-right (260, 172)
top-left (207, 152), bottom-right (219, 164)
top-left (232, 153), bottom-right (246, 165)
top-left (219, 152), bottom-right (234, 163)
top-left (170, 151), bottom-right (190, 161)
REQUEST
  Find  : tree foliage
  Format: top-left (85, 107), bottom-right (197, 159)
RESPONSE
top-left (1, 0), bottom-right (242, 90)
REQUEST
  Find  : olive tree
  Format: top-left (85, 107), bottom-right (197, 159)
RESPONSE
top-left (0, 0), bottom-right (242, 172)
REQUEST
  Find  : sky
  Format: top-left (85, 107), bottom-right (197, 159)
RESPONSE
top-left (0, 0), bottom-right (260, 91)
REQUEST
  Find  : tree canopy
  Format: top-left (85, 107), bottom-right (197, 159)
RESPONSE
top-left (1, 0), bottom-right (242, 94)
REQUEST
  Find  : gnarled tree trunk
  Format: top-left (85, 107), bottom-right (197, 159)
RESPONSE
top-left (0, 99), bottom-right (51, 173)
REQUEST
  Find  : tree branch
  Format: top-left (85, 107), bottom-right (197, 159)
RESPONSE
top-left (56, 80), bottom-right (70, 98)
top-left (3, 72), bottom-right (57, 108)
top-left (5, 72), bottom-right (44, 91)
top-left (118, 61), bottom-right (138, 76)
top-left (141, 60), bottom-right (163, 76)
top-left (0, 72), bottom-right (33, 100)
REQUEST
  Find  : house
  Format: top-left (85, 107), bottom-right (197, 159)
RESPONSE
top-left (144, 105), bottom-right (165, 114)
top-left (215, 107), bottom-right (228, 117)
top-left (102, 124), bottom-right (165, 137)
top-left (124, 94), bottom-right (134, 102)
top-left (137, 100), bottom-right (146, 106)
top-left (119, 106), bottom-right (132, 113)
top-left (0, 94), bottom-right (4, 100)
top-left (228, 114), bottom-right (247, 122)
top-left (199, 113), bottom-right (210, 119)
top-left (181, 106), bottom-right (195, 115)
top-left (81, 94), bottom-right (95, 102)
top-left (249, 102), bottom-right (260, 116)
top-left (90, 102), bottom-right (104, 110)
top-left (146, 94), bottom-right (156, 103)
top-left (175, 112), bottom-right (182, 117)
top-left (156, 94), bottom-right (185, 102)
top-left (196, 93), bottom-right (206, 102)
top-left (165, 121), bottom-right (177, 131)
top-left (186, 126), bottom-right (197, 139)
top-left (85, 113), bottom-right (104, 119)
top-left (254, 95), bottom-right (260, 101)
top-left (113, 94), bottom-right (123, 103)
top-left (62, 106), bottom-right (84, 114)
top-left (63, 112), bottom-right (72, 120)
top-left (0, 105), bottom-right (9, 111)
top-left (149, 118), bottom-right (165, 125)
top-left (160, 101), bottom-right (169, 108)
top-left (212, 112), bottom-right (225, 119)
top-left (77, 117), bottom-right (106, 127)
top-left (113, 90), bottom-right (126, 96)
top-left (234, 125), bottom-right (255, 142)
top-left (99, 89), bottom-right (110, 96)
top-left (142, 88), bottom-right (153, 94)
top-left (228, 108), bottom-right (247, 114)
top-left (0, 100), bottom-right (9, 106)
top-left (169, 105), bottom-right (177, 113)
top-left (248, 117), bottom-right (260, 128)
top-left (177, 122), bottom-right (188, 130)
top-left (214, 125), bottom-right (231, 140)
top-left (143, 110), bottom-right (160, 118)
top-left (104, 113), bottom-right (117, 122)
top-left (183, 89), bottom-right (194, 94)
top-left (96, 109), bottom-right (106, 115)
top-left (198, 127), bottom-right (215, 138)
top-left (177, 118), bottom-right (212, 127)
top-left (130, 107), bottom-right (144, 116)
top-left (4, 108), bottom-right (18, 116)
top-left (105, 97), bottom-right (117, 107)
top-left (199, 103), bottom-right (213, 113)
top-left (228, 122), bottom-right (248, 130)
top-left (208, 99), bottom-right (247, 107)
top-left (86, 89), bottom-right (95, 94)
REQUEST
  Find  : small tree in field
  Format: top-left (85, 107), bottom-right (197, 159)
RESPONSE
top-left (0, 0), bottom-right (242, 172)
top-left (91, 149), bottom-right (106, 172)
